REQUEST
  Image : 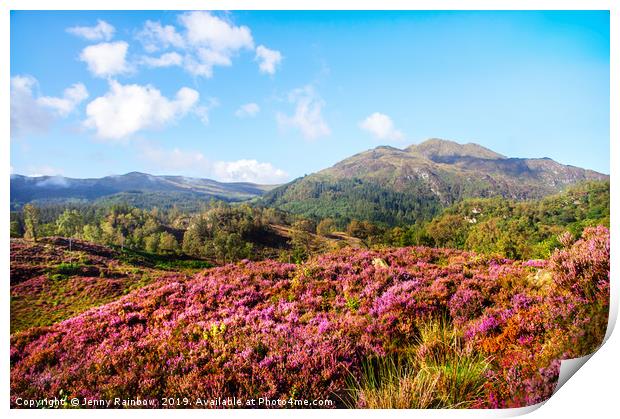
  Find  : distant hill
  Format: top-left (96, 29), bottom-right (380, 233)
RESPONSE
top-left (262, 138), bottom-right (608, 226)
top-left (10, 172), bottom-right (277, 210)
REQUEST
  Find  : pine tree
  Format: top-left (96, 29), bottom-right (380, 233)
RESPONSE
top-left (23, 204), bottom-right (40, 242)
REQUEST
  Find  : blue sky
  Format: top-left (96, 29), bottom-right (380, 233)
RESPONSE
top-left (10, 10), bottom-right (610, 183)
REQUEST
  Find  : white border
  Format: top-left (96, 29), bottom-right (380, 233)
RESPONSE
top-left (2, 1), bottom-right (617, 418)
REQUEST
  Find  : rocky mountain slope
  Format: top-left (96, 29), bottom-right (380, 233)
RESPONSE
top-left (262, 138), bottom-right (608, 225)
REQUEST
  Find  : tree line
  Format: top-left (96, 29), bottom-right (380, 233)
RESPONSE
top-left (11, 180), bottom-right (609, 263)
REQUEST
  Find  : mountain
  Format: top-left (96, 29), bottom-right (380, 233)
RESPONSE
top-left (262, 138), bottom-right (608, 226)
top-left (10, 172), bottom-right (276, 210)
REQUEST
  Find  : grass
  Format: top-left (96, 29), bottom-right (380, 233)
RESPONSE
top-left (153, 259), bottom-right (213, 270)
top-left (11, 243), bottom-right (213, 334)
top-left (12, 257), bottom-right (165, 333)
top-left (48, 262), bottom-right (85, 277)
top-left (118, 248), bottom-right (213, 271)
top-left (345, 318), bottom-right (491, 408)
top-left (11, 277), bottom-right (123, 333)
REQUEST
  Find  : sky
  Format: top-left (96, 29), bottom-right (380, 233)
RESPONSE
top-left (10, 10), bottom-right (610, 183)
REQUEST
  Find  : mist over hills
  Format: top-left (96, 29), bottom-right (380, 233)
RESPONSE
top-left (10, 171), bottom-right (275, 211)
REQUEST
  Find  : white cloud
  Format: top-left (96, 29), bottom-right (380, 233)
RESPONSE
top-left (37, 83), bottom-right (89, 117)
top-left (135, 13), bottom-right (278, 79)
top-left (255, 45), bottom-right (282, 75)
top-left (139, 142), bottom-right (208, 171)
top-left (183, 47), bottom-right (233, 77)
top-left (79, 41), bottom-right (130, 78)
top-left (194, 97), bottom-right (219, 125)
top-left (277, 85), bottom-right (330, 140)
top-left (178, 12), bottom-right (254, 78)
top-left (84, 80), bottom-right (199, 140)
top-left (35, 176), bottom-right (70, 187)
top-left (67, 20), bottom-right (115, 41)
top-left (138, 142), bottom-right (288, 184)
top-left (10, 75), bottom-right (52, 138)
top-left (179, 11), bottom-right (254, 51)
top-left (11, 75), bottom-right (36, 93)
top-left (213, 160), bottom-right (288, 184)
top-left (11, 75), bottom-right (87, 138)
top-left (235, 103), bottom-right (260, 118)
top-left (26, 165), bottom-right (64, 177)
top-left (181, 55), bottom-right (210, 78)
top-left (359, 112), bottom-right (404, 141)
top-left (197, 48), bottom-right (232, 66)
top-left (140, 52), bottom-right (183, 68)
top-left (136, 20), bottom-right (185, 52)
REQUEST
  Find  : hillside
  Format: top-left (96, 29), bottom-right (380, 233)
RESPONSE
top-left (10, 227), bottom-right (609, 408)
top-left (9, 237), bottom-right (213, 333)
top-left (10, 172), bottom-right (277, 210)
top-left (262, 139), bottom-right (608, 226)
top-left (399, 180), bottom-right (610, 259)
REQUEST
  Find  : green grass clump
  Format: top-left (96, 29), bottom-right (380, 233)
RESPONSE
top-left (48, 262), bottom-right (84, 277)
top-left (118, 248), bottom-right (212, 271)
top-left (346, 318), bottom-right (490, 408)
top-left (153, 259), bottom-right (213, 270)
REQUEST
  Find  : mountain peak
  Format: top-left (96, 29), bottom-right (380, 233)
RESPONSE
top-left (407, 138), bottom-right (506, 161)
top-left (121, 171), bottom-right (151, 177)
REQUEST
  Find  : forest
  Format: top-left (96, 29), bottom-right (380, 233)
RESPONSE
top-left (10, 180), bottom-right (609, 263)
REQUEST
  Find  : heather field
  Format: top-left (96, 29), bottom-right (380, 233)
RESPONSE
top-left (10, 226), bottom-right (609, 408)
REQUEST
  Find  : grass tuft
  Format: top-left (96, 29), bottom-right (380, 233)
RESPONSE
top-left (346, 318), bottom-right (490, 408)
